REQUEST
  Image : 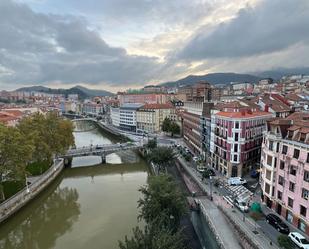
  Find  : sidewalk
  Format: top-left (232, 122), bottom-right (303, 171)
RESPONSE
top-left (177, 156), bottom-right (280, 249)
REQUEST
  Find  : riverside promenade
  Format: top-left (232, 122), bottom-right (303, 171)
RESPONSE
top-left (176, 157), bottom-right (280, 249)
top-left (0, 159), bottom-right (64, 224)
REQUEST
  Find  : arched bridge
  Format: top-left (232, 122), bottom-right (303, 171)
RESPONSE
top-left (61, 142), bottom-right (143, 166)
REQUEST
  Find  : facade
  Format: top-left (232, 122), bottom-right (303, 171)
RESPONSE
top-left (118, 103), bottom-right (143, 132)
top-left (178, 82), bottom-right (221, 102)
top-left (110, 107), bottom-right (120, 127)
top-left (136, 103), bottom-right (174, 133)
top-left (210, 102), bottom-right (272, 177)
top-left (117, 93), bottom-right (171, 105)
top-left (182, 102), bottom-right (204, 155)
top-left (82, 102), bottom-right (104, 115)
top-left (261, 113), bottom-right (309, 235)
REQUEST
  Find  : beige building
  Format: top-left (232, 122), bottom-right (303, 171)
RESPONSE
top-left (136, 103), bottom-right (174, 133)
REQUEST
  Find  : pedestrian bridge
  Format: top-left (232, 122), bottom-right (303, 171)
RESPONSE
top-left (62, 142), bottom-right (143, 166)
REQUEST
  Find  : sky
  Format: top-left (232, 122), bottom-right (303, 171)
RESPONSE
top-left (0, 0), bottom-right (309, 92)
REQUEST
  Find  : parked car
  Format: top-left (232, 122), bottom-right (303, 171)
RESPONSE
top-left (234, 199), bottom-right (249, 212)
top-left (288, 232), bottom-right (309, 249)
top-left (227, 177), bottom-right (247, 185)
top-left (265, 214), bottom-right (290, 234)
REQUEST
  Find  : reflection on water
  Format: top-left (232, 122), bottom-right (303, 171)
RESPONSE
top-left (0, 122), bottom-right (149, 249)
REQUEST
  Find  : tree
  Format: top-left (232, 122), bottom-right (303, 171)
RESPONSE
top-left (162, 117), bottom-right (171, 132)
top-left (169, 122), bottom-right (180, 137)
top-left (146, 138), bottom-right (157, 150)
top-left (0, 125), bottom-right (34, 201)
top-left (119, 225), bottom-right (187, 249)
top-left (277, 235), bottom-right (294, 249)
top-left (147, 146), bottom-right (176, 172)
top-left (138, 175), bottom-right (186, 230)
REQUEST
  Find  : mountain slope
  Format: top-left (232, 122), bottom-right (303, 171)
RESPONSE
top-left (16, 85), bottom-right (114, 98)
top-left (160, 73), bottom-right (262, 87)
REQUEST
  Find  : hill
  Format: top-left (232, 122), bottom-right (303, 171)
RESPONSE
top-left (16, 85), bottom-right (114, 99)
top-left (160, 73), bottom-right (262, 87)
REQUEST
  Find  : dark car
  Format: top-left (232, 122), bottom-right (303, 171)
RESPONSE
top-left (266, 214), bottom-right (290, 234)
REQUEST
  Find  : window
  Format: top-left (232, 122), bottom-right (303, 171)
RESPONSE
top-left (280, 161), bottom-right (285, 170)
top-left (293, 149), bottom-right (300, 159)
top-left (276, 143), bottom-right (280, 153)
top-left (233, 155), bottom-right (238, 162)
top-left (267, 155), bottom-right (272, 166)
top-left (300, 205), bottom-right (307, 217)
top-left (266, 170), bottom-right (271, 180)
top-left (282, 145), bottom-right (288, 155)
top-left (304, 171), bottom-right (309, 183)
top-left (278, 176), bottom-right (284, 186)
top-left (290, 165), bottom-right (297, 176)
top-left (302, 188), bottom-right (309, 200)
top-left (235, 132), bottom-right (239, 141)
top-left (289, 181), bottom-right (295, 192)
top-left (234, 144), bottom-right (238, 152)
top-left (235, 121), bottom-right (239, 129)
top-left (307, 153), bottom-right (309, 163)
top-left (288, 197), bottom-right (294, 208)
top-left (269, 141), bottom-right (273, 151)
top-left (265, 183), bottom-right (270, 194)
top-left (277, 191), bottom-right (282, 200)
top-left (300, 133), bottom-right (306, 142)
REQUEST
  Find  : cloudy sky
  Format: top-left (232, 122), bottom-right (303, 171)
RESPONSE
top-left (0, 0), bottom-right (309, 92)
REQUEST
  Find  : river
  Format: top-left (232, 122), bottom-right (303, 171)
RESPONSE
top-left (0, 121), bottom-right (218, 249)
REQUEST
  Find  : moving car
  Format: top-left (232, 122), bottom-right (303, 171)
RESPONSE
top-left (234, 199), bottom-right (249, 212)
top-left (227, 177), bottom-right (247, 185)
top-left (288, 232), bottom-right (309, 249)
top-left (265, 214), bottom-right (290, 234)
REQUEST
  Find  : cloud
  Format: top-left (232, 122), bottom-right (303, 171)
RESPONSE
top-left (0, 0), bottom-right (165, 88)
top-left (178, 0), bottom-right (309, 60)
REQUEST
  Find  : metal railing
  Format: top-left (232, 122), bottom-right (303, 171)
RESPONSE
top-left (0, 159), bottom-right (64, 222)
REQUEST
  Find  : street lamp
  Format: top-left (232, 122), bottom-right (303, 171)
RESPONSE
top-left (209, 176), bottom-right (213, 201)
top-left (25, 174), bottom-right (30, 193)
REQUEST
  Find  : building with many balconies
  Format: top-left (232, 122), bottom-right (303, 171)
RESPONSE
top-left (261, 112), bottom-right (309, 235)
top-left (210, 101), bottom-right (272, 177)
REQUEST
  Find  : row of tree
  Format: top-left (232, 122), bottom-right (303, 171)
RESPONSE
top-left (119, 141), bottom-right (189, 248)
top-left (0, 113), bottom-right (74, 201)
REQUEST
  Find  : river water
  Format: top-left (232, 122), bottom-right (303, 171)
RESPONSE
top-left (0, 122), bottom-right (218, 249)
top-left (0, 122), bottom-right (148, 249)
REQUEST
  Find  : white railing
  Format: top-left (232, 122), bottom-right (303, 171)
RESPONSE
top-left (0, 159), bottom-right (64, 222)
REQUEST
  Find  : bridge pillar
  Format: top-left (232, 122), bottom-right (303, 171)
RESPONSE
top-left (101, 154), bottom-right (106, 164)
top-left (64, 157), bottom-right (73, 167)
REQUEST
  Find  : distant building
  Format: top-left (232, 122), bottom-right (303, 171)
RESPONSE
top-left (118, 93), bottom-right (171, 105)
top-left (82, 102), bottom-right (104, 115)
top-left (136, 103), bottom-right (174, 133)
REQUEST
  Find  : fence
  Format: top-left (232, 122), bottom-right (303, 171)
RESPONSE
top-left (0, 159), bottom-right (64, 224)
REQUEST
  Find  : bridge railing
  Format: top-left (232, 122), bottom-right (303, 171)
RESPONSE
top-left (0, 159), bottom-right (64, 221)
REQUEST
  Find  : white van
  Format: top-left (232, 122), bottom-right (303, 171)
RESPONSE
top-left (227, 177), bottom-right (247, 186)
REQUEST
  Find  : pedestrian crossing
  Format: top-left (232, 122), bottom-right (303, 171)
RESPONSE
top-left (224, 184), bottom-right (253, 202)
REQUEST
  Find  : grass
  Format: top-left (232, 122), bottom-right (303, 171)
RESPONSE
top-left (2, 180), bottom-right (25, 200)
top-left (26, 160), bottom-right (52, 176)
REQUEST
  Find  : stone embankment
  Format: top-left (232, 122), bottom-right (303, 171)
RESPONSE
top-left (0, 159), bottom-right (64, 224)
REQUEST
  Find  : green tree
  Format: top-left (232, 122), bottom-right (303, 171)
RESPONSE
top-left (162, 117), bottom-right (171, 132)
top-left (138, 175), bottom-right (186, 230)
top-left (169, 122), bottom-right (180, 137)
top-left (0, 125), bottom-right (34, 201)
top-left (147, 146), bottom-right (176, 172)
top-left (119, 225), bottom-right (187, 249)
top-left (146, 138), bottom-right (157, 150)
top-left (277, 235), bottom-right (294, 249)
top-left (18, 113), bottom-right (75, 167)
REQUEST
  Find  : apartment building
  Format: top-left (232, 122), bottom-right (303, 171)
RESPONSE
top-left (136, 103), bottom-right (174, 133)
top-left (261, 113), bottom-right (309, 235)
top-left (210, 101), bottom-right (272, 177)
top-left (117, 93), bottom-right (171, 105)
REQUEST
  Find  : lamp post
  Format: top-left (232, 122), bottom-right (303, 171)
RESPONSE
top-left (209, 176), bottom-right (213, 201)
top-left (25, 174), bottom-right (29, 193)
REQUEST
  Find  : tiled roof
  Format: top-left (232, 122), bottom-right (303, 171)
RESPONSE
top-left (216, 111), bottom-right (271, 118)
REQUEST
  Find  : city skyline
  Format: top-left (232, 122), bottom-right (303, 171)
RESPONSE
top-left (1, 0), bottom-right (309, 92)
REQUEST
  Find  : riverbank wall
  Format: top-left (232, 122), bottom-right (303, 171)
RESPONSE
top-left (0, 159), bottom-right (64, 224)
